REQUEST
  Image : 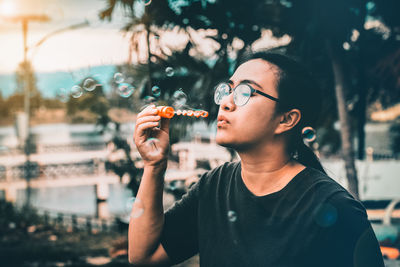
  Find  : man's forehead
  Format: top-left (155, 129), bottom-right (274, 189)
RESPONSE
top-left (230, 59), bottom-right (279, 88)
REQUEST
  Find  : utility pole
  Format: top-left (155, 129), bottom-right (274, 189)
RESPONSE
top-left (4, 14), bottom-right (89, 206)
top-left (6, 15), bottom-right (50, 206)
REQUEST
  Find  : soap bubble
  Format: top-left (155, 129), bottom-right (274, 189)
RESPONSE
top-left (142, 0), bottom-right (152, 6)
top-left (172, 90), bottom-right (187, 108)
top-left (227, 210), bottom-right (237, 222)
top-left (165, 67), bottom-right (175, 77)
top-left (57, 88), bottom-right (69, 103)
top-left (83, 78), bottom-right (97, 91)
top-left (314, 203), bottom-right (337, 227)
top-left (125, 197), bottom-right (144, 219)
top-left (144, 96), bottom-right (157, 104)
top-left (302, 127), bottom-right (316, 142)
top-left (114, 72), bottom-right (124, 84)
top-left (151, 85), bottom-right (161, 97)
top-left (117, 83), bottom-right (135, 98)
top-left (71, 85), bottom-right (83, 98)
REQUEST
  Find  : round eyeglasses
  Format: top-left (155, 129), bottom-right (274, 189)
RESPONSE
top-left (214, 82), bottom-right (279, 106)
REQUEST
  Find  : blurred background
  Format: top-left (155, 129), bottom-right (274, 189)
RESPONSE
top-left (0, 0), bottom-right (399, 266)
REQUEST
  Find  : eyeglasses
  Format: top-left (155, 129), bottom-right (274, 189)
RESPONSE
top-left (214, 82), bottom-right (279, 106)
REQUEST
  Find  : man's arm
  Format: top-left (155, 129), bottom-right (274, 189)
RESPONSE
top-left (129, 105), bottom-right (171, 266)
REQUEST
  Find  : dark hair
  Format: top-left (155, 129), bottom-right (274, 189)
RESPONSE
top-left (241, 51), bottom-right (326, 174)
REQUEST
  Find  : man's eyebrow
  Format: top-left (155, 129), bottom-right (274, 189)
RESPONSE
top-left (227, 79), bottom-right (263, 89)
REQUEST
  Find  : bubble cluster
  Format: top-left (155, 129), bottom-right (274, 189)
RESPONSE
top-left (83, 78), bottom-right (97, 91)
top-left (172, 90), bottom-right (188, 108)
top-left (151, 85), bottom-right (161, 97)
top-left (125, 197), bottom-right (144, 219)
top-left (165, 67), bottom-right (175, 77)
top-left (227, 210), bottom-right (237, 222)
top-left (71, 85), bottom-right (83, 98)
top-left (114, 72), bottom-right (124, 84)
top-left (117, 83), bottom-right (135, 98)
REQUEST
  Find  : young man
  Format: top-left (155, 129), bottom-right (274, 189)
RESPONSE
top-left (129, 52), bottom-right (384, 267)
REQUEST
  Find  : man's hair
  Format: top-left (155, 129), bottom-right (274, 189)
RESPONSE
top-left (241, 51), bottom-right (326, 174)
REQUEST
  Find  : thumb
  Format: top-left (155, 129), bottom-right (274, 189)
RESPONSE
top-left (160, 117), bottom-right (170, 133)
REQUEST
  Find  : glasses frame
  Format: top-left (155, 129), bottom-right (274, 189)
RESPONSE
top-left (214, 82), bottom-right (279, 106)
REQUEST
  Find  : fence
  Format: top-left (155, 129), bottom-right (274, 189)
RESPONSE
top-left (36, 208), bottom-right (127, 234)
top-left (0, 159), bottom-right (105, 182)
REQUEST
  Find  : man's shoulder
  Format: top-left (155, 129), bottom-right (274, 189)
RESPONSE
top-left (197, 161), bottom-right (240, 189)
top-left (303, 168), bottom-right (368, 220)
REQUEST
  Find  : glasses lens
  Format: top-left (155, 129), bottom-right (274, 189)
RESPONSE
top-left (214, 83), bottom-right (230, 105)
top-left (234, 84), bottom-right (251, 106)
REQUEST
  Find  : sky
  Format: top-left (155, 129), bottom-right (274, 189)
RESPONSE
top-left (0, 0), bottom-right (133, 74)
top-left (0, 0), bottom-right (290, 98)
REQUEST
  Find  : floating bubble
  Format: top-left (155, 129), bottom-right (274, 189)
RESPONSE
top-left (71, 85), bottom-right (83, 98)
top-left (114, 72), bottom-right (124, 84)
top-left (302, 127), bottom-right (316, 142)
top-left (57, 88), bottom-right (69, 103)
top-left (182, 18), bottom-right (189, 25)
top-left (151, 86), bottom-right (161, 97)
top-left (165, 67), bottom-right (175, 77)
top-left (172, 90), bottom-right (187, 108)
top-left (227, 210), bottom-right (237, 222)
top-left (143, 0), bottom-right (152, 6)
top-left (314, 203), bottom-right (337, 227)
top-left (222, 33), bottom-right (228, 40)
top-left (83, 78), bottom-right (97, 91)
top-left (144, 96), bottom-right (157, 104)
top-left (252, 25), bottom-right (259, 31)
top-left (117, 83), bottom-right (135, 98)
top-left (144, 138), bottom-right (161, 157)
top-left (125, 197), bottom-right (144, 219)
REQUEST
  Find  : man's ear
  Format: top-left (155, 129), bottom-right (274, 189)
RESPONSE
top-left (275, 109), bottom-right (301, 135)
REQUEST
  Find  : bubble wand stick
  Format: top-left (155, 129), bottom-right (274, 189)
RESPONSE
top-left (156, 106), bottom-right (209, 119)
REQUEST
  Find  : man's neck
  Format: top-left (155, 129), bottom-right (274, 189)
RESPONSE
top-left (238, 147), bottom-right (305, 196)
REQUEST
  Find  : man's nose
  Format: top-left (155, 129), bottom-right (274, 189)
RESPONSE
top-left (220, 92), bottom-right (236, 111)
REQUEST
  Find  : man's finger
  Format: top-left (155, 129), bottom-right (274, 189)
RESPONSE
top-left (159, 117), bottom-right (170, 134)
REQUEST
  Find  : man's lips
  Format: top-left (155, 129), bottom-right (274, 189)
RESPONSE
top-left (217, 115), bottom-right (229, 127)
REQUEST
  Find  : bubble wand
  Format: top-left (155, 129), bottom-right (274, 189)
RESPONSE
top-left (156, 106), bottom-right (209, 119)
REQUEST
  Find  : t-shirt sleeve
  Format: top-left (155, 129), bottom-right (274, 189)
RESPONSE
top-left (160, 172), bottom-right (205, 264)
top-left (313, 191), bottom-right (385, 267)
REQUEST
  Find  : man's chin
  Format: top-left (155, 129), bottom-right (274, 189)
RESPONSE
top-left (216, 137), bottom-right (234, 148)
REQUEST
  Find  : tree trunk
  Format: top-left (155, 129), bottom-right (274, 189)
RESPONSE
top-left (326, 40), bottom-right (360, 199)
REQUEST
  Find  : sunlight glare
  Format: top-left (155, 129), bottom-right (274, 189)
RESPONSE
top-left (0, 0), bottom-right (16, 16)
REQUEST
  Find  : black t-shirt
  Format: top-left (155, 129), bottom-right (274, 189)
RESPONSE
top-left (161, 162), bottom-right (384, 267)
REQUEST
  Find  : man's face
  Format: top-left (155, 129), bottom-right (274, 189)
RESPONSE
top-left (215, 59), bottom-right (282, 151)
